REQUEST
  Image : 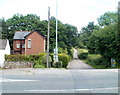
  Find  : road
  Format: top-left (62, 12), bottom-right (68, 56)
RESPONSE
top-left (0, 49), bottom-right (119, 94)
top-left (0, 68), bottom-right (119, 93)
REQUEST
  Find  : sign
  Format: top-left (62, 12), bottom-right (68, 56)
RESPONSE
top-left (111, 58), bottom-right (116, 67)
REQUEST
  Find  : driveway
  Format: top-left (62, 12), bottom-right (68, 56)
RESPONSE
top-left (67, 49), bottom-right (93, 69)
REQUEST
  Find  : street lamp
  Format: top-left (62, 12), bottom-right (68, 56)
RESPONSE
top-left (55, 0), bottom-right (58, 63)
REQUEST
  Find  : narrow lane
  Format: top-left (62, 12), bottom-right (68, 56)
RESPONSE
top-left (67, 49), bottom-right (93, 69)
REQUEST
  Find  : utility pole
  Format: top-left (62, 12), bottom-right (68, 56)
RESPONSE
top-left (47, 6), bottom-right (50, 68)
top-left (55, 0), bottom-right (58, 63)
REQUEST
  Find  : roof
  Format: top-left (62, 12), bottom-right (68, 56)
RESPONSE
top-left (0, 39), bottom-right (7, 49)
top-left (14, 31), bottom-right (30, 39)
top-left (24, 31), bottom-right (46, 38)
top-left (14, 31), bottom-right (45, 40)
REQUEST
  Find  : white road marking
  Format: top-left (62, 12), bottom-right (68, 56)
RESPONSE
top-left (0, 78), bottom-right (39, 82)
top-left (24, 87), bottom-right (118, 92)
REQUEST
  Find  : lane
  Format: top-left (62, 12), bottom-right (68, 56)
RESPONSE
top-left (67, 59), bottom-right (93, 69)
top-left (67, 48), bottom-right (93, 69)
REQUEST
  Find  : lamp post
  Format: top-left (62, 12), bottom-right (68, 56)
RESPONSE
top-left (55, 0), bottom-right (58, 63)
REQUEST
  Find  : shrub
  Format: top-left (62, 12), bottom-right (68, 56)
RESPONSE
top-left (5, 53), bottom-right (70, 68)
top-left (58, 54), bottom-right (70, 68)
top-left (42, 55), bottom-right (52, 67)
top-left (5, 53), bottom-right (46, 62)
top-left (87, 54), bottom-right (101, 64)
top-left (55, 61), bottom-right (62, 68)
top-left (5, 55), bottom-right (28, 61)
top-left (34, 60), bottom-right (45, 68)
top-left (78, 52), bottom-right (88, 59)
top-left (86, 54), bottom-right (111, 68)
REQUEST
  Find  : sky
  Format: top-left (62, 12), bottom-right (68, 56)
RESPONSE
top-left (0, 0), bottom-right (119, 31)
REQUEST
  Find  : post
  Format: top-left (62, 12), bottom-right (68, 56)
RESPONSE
top-left (55, 0), bottom-right (58, 62)
top-left (47, 6), bottom-right (50, 68)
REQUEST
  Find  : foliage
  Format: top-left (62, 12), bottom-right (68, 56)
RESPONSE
top-left (34, 60), bottom-right (45, 68)
top-left (78, 53), bottom-right (88, 60)
top-left (77, 22), bottom-right (100, 48)
top-left (97, 12), bottom-right (117, 27)
top-left (87, 23), bottom-right (118, 61)
top-left (5, 53), bottom-right (71, 68)
top-left (5, 54), bottom-right (29, 61)
top-left (0, 18), bottom-right (8, 39)
top-left (55, 61), bottom-right (62, 68)
top-left (42, 55), bottom-right (52, 64)
top-left (58, 54), bottom-right (70, 68)
top-left (86, 54), bottom-right (111, 68)
top-left (77, 48), bottom-right (88, 54)
top-left (5, 53), bottom-right (46, 62)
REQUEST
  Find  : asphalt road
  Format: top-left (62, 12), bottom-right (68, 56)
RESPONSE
top-left (0, 68), bottom-right (119, 93)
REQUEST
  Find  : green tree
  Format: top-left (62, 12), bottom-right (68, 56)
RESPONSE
top-left (77, 22), bottom-right (99, 48)
top-left (87, 23), bottom-right (118, 66)
top-left (0, 18), bottom-right (8, 39)
top-left (97, 12), bottom-right (117, 27)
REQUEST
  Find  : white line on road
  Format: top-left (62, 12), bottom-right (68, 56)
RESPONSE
top-left (0, 79), bottom-right (39, 82)
top-left (24, 87), bottom-right (118, 92)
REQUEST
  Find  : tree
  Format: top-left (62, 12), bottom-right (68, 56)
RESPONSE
top-left (77, 22), bottom-right (99, 48)
top-left (87, 23), bottom-right (118, 66)
top-left (97, 12), bottom-right (117, 27)
top-left (0, 18), bottom-right (8, 39)
top-left (6, 14), bottom-right (41, 49)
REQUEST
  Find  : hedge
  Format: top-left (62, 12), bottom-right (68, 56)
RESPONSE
top-left (5, 53), bottom-right (70, 68)
top-left (5, 53), bottom-right (46, 62)
top-left (86, 54), bottom-right (111, 68)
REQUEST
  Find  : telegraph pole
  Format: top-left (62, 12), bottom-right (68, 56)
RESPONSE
top-left (47, 6), bottom-right (50, 68)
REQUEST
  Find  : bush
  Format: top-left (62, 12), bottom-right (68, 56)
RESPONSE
top-left (42, 55), bottom-right (52, 67)
top-left (5, 54), bottom-right (29, 61)
top-left (58, 54), bottom-right (70, 68)
top-left (5, 53), bottom-right (70, 68)
top-left (86, 54), bottom-right (111, 68)
top-left (55, 61), bottom-right (62, 68)
top-left (34, 60), bottom-right (45, 68)
top-left (78, 53), bottom-right (88, 59)
top-left (5, 53), bottom-right (46, 62)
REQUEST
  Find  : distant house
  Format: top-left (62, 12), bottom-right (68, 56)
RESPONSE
top-left (0, 39), bottom-right (10, 67)
top-left (13, 31), bottom-right (46, 55)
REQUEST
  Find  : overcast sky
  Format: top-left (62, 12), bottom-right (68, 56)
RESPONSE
top-left (0, 0), bottom-right (119, 31)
